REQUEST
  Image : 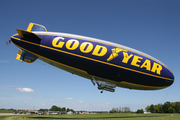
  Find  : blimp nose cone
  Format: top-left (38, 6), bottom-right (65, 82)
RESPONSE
top-left (11, 34), bottom-right (21, 45)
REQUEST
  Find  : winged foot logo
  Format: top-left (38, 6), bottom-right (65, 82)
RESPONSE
top-left (107, 48), bottom-right (127, 61)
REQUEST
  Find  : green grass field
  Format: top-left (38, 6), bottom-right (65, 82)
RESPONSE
top-left (0, 110), bottom-right (13, 113)
top-left (0, 113), bottom-right (180, 120)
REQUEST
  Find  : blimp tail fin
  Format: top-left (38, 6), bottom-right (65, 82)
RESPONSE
top-left (27, 23), bottom-right (47, 32)
top-left (16, 29), bottom-right (41, 41)
top-left (16, 50), bottom-right (37, 63)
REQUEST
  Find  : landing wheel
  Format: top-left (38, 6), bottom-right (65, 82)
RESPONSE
top-left (101, 91), bottom-right (103, 93)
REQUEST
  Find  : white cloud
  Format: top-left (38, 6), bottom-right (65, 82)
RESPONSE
top-left (0, 60), bottom-right (8, 63)
top-left (16, 87), bottom-right (34, 92)
top-left (77, 101), bottom-right (84, 103)
top-left (42, 104), bottom-right (45, 106)
top-left (51, 99), bottom-right (58, 102)
top-left (66, 98), bottom-right (73, 100)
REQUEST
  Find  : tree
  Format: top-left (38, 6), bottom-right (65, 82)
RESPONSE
top-left (109, 106), bottom-right (131, 113)
top-left (145, 105), bottom-right (150, 112)
top-left (175, 102), bottom-right (180, 113)
top-left (168, 106), bottom-right (175, 113)
top-left (112, 108), bottom-right (117, 113)
top-left (109, 110), bottom-right (114, 113)
top-left (119, 107), bottom-right (122, 113)
top-left (154, 104), bottom-right (163, 113)
top-left (69, 109), bottom-right (75, 113)
top-left (57, 107), bottom-right (61, 111)
top-left (39, 109), bottom-right (48, 112)
top-left (50, 105), bottom-right (59, 111)
top-left (163, 102), bottom-right (171, 113)
top-left (168, 102), bottom-right (176, 113)
top-left (124, 107), bottom-right (130, 113)
top-left (61, 107), bottom-right (66, 112)
top-left (145, 101), bottom-right (180, 113)
top-left (149, 104), bottom-right (155, 113)
top-left (136, 109), bottom-right (144, 113)
top-left (67, 108), bottom-right (70, 112)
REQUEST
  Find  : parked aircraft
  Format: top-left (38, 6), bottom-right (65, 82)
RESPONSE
top-left (9, 23), bottom-right (174, 93)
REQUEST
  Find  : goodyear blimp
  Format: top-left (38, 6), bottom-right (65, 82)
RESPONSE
top-left (9, 23), bottom-right (174, 93)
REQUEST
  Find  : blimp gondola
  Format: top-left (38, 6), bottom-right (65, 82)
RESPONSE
top-left (9, 23), bottom-right (174, 93)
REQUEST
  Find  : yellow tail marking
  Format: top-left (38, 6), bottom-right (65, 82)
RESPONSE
top-left (16, 50), bottom-right (23, 61)
top-left (27, 23), bottom-right (34, 32)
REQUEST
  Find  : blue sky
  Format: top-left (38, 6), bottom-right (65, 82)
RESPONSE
top-left (0, 0), bottom-right (180, 111)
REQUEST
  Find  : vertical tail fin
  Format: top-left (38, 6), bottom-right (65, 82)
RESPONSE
top-left (27, 23), bottom-right (47, 32)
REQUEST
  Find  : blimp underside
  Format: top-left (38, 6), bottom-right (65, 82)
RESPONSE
top-left (10, 23), bottom-right (174, 93)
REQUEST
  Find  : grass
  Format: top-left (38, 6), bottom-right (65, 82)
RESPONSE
top-left (0, 110), bottom-right (13, 113)
top-left (0, 113), bottom-right (180, 120)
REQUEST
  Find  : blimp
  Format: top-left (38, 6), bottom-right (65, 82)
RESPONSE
top-left (9, 23), bottom-right (174, 93)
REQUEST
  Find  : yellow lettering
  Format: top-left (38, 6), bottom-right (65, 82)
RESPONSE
top-left (66, 39), bottom-right (79, 50)
top-left (80, 42), bottom-right (93, 53)
top-left (52, 37), bottom-right (65, 48)
top-left (140, 59), bottom-right (151, 71)
top-left (131, 55), bottom-right (143, 67)
top-left (92, 45), bottom-right (107, 56)
top-left (122, 52), bottom-right (133, 63)
top-left (151, 62), bottom-right (162, 75)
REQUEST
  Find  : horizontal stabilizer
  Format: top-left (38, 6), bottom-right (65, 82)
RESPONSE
top-left (16, 29), bottom-right (41, 41)
top-left (27, 23), bottom-right (47, 32)
top-left (16, 50), bottom-right (37, 63)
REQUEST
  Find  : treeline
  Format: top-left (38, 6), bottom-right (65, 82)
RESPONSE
top-left (39, 105), bottom-right (75, 113)
top-left (39, 105), bottom-right (108, 113)
top-left (109, 107), bottom-right (131, 113)
top-left (145, 101), bottom-right (180, 113)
